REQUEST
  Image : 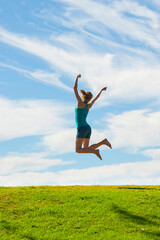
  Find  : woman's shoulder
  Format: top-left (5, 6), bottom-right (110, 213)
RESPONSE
top-left (76, 102), bottom-right (86, 108)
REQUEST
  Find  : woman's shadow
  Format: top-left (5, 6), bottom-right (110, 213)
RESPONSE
top-left (112, 203), bottom-right (160, 238)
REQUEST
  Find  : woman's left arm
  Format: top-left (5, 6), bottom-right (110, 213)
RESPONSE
top-left (88, 87), bottom-right (107, 109)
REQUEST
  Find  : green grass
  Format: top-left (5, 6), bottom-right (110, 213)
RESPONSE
top-left (0, 185), bottom-right (160, 240)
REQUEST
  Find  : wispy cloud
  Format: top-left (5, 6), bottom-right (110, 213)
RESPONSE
top-left (1, 24), bottom-right (160, 106)
top-left (0, 26), bottom-right (80, 75)
top-left (34, 0), bottom-right (160, 66)
top-left (52, 0), bottom-right (160, 49)
top-left (0, 62), bottom-right (72, 91)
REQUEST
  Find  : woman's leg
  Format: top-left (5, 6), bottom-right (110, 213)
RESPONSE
top-left (75, 138), bottom-right (102, 160)
top-left (84, 138), bottom-right (112, 150)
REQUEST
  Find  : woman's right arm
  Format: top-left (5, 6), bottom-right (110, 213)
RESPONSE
top-left (73, 74), bottom-right (83, 103)
top-left (89, 87), bottom-right (107, 109)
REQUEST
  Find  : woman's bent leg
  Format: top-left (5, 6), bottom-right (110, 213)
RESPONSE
top-left (75, 138), bottom-right (102, 160)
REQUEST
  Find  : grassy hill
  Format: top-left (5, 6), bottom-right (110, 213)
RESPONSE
top-left (0, 185), bottom-right (160, 240)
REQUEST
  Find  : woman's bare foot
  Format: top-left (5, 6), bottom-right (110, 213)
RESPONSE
top-left (103, 138), bottom-right (112, 149)
top-left (95, 149), bottom-right (102, 160)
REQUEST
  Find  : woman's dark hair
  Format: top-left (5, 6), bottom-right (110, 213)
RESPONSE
top-left (80, 90), bottom-right (93, 102)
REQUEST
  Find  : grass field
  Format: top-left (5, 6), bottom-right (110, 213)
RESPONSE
top-left (0, 185), bottom-right (160, 240)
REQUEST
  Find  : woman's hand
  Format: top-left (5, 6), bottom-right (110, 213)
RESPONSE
top-left (77, 74), bottom-right (81, 78)
top-left (101, 87), bottom-right (107, 91)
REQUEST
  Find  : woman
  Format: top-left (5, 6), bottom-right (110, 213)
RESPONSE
top-left (74, 74), bottom-right (112, 160)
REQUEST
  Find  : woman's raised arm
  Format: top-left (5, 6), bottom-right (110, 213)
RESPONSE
top-left (73, 74), bottom-right (83, 103)
top-left (88, 87), bottom-right (107, 109)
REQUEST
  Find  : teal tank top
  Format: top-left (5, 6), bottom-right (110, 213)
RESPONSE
top-left (75, 101), bottom-right (89, 128)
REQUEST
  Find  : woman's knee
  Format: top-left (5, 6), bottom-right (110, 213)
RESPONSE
top-left (75, 138), bottom-right (83, 153)
top-left (76, 145), bottom-right (83, 153)
top-left (75, 147), bottom-right (80, 153)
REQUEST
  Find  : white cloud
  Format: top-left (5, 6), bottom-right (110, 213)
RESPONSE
top-left (105, 109), bottom-right (160, 149)
top-left (1, 159), bottom-right (160, 186)
top-left (151, 0), bottom-right (160, 8)
top-left (142, 148), bottom-right (160, 160)
top-left (0, 96), bottom-right (72, 141)
top-left (0, 152), bottom-right (74, 175)
top-left (106, 67), bottom-right (160, 104)
top-left (42, 128), bottom-right (76, 154)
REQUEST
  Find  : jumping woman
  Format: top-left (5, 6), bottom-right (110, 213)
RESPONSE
top-left (74, 74), bottom-right (112, 160)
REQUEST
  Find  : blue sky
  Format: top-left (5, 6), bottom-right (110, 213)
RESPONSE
top-left (0, 0), bottom-right (160, 186)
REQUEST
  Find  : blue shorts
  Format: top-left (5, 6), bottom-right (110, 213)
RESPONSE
top-left (76, 125), bottom-right (91, 139)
